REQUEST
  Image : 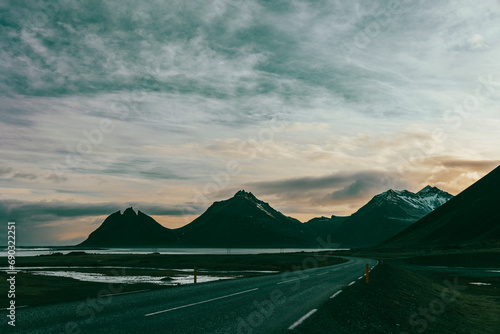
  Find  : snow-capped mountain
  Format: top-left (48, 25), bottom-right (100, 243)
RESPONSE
top-left (383, 166), bottom-right (500, 249)
top-left (368, 186), bottom-right (453, 222)
top-left (331, 186), bottom-right (453, 248)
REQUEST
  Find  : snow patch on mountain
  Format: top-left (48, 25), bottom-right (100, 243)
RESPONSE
top-left (256, 203), bottom-right (274, 218)
top-left (377, 186), bottom-right (453, 213)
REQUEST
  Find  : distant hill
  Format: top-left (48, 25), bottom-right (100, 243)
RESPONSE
top-left (331, 186), bottom-right (453, 248)
top-left (78, 207), bottom-right (178, 247)
top-left (177, 190), bottom-right (319, 248)
top-left (381, 165), bottom-right (500, 249)
top-left (304, 215), bottom-right (349, 246)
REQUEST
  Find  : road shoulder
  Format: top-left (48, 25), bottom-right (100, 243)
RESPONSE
top-left (293, 262), bottom-right (500, 334)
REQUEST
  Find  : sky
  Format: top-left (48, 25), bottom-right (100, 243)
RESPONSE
top-left (1, 0), bottom-right (500, 246)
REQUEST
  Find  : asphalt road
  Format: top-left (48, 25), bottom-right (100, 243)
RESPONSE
top-left (1, 256), bottom-right (377, 334)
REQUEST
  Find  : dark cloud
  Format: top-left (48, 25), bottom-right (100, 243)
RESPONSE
top-left (439, 159), bottom-right (500, 171)
top-left (0, 200), bottom-right (203, 246)
top-left (234, 170), bottom-right (411, 211)
top-left (0, 166), bottom-right (13, 175)
top-left (0, 111), bottom-right (36, 127)
top-left (421, 157), bottom-right (500, 174)
top-left (12, 172), bottom-right (38, 180)
top-left (101, 158), bottom-right (189, 180)
top-left (0, 199), bottom-right (202, 224)
top-left (327, 174), bottom-right (394, 200)
top-left (245, 170), bottom-right (406, 196)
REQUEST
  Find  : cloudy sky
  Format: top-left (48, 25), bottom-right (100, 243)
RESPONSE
top-left (1, 0), bottom-right (500, 245)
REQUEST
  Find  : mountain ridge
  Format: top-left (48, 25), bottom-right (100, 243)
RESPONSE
top-left (380, 166), bottom-right (500, 249)
top-left (177, 190), bottom-right (319, 248)
top-left (77, 186), bottom-right (455, 249)
top-left (329, 185), bottom-right (453, 248)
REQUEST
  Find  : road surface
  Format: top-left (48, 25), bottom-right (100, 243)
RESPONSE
top-left (1, 256), bottom-right (377, 334)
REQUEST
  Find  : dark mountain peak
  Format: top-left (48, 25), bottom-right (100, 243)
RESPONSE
top-left (123, 207), bottom-right (137, 216)
top-left (233, 190), bottom-right (259, 202)
top-left (375, 189), bottom-right (404, 202)
top-left (78, 207), bottom-right (177, 247)
top-left (235, 189), bottom-right (252, 196)
top-left (382, 189), bottom-right (403, 197)
top-left (235, 189), bottom-right (246, 194)
top-left (417, 186), bottom-right (453, 201)
top-left (179, 191), bottom-right (318, 248)
top-left (417, 185), bottom-right (439, 194)
top-left (109, 210), bottom-right (121, 217)
top-left (419, 184), bottom-right (436, 191)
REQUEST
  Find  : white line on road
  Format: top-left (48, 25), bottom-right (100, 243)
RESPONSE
top-left (317, 272), bottom-right (329, 276)
top-left (144, 288), bottom-right (259, 317)
top-left (358, 276), bottom-right (363, 280)
top-left (348, 281), bottom-right (355, 286)
top-left (277, 277), bottom-right (308, 285)
top-left (288, 309), bottom-right (317, 330)
top-left (330, 290), bottom-right (342, 299)
top-left (102, 289), bottom-right (150, 297)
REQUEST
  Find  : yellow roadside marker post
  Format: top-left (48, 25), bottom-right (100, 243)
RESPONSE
top-left (194, 266), bottom-right (197, 284)
top-left (365, 263), bottom-right (369, 284)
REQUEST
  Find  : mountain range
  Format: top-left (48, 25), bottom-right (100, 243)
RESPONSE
top-left (78, 165), bottom-right (500, 250)
top-left (381, 165), bottom-right (500, 249)
top-left (78, 190), bottom-right (319, 248)
top-left (78, 186), bottom-right (453, 249)
top-left (323, 186), bottom-right (453, 248)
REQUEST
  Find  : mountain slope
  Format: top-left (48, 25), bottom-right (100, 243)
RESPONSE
top-left (177, 190), bottom-right (319, 248)
top-left (78, 207), bottom-right (178, 247)
top-left (332, 186), bottom-right (453, 248)
top-left (381, 165), bottom-right (500, 249)
top-left (304, 215), bottom-right (349, 245)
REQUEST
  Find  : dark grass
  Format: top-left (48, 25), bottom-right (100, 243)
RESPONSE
top-left (294, 263), bottom-right (500, 334)
top-left (335, 248), bottom-right (500, 266)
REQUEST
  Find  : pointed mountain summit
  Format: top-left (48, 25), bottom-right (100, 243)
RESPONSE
top-left (382, 165), bottom-right (500, 249)
top-left (78, 207), bottom-right (177, 247)
top-left (331, 186), bottom-right (453, 248)
top-left (177, 190), bottom-right (318, 248)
